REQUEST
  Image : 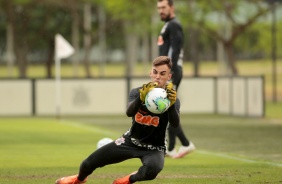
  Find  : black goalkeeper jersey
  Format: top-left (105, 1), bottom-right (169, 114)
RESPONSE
top-left (158, 17), bottom-right (184, 74)
top-left (125, 87), bottom-right (180, 147)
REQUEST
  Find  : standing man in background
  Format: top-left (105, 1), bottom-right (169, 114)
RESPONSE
top-left (157, 0), bottom-right (195, 158)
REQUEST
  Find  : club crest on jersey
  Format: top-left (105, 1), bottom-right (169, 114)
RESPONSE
top-left (115, 137), bottom-right (125, 146)
top-left (158, 36), bottom-right (164, 46)
top-left (135, 112), bottom-right (160, 127)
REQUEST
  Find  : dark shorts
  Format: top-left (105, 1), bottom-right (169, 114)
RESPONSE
top-left (81, 136), bottom-right (165, 170)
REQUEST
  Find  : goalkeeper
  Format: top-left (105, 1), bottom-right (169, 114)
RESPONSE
top-left (55, 56), bottom-right (180, 184)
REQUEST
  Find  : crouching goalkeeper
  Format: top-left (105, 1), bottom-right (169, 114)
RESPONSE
top-left (55, 56), bottom-right (180, 184)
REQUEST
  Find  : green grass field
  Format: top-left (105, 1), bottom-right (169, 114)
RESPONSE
top-left (1, 115), bottom-right (281, 184)
top-left (0, 59), bottom-right (281, 183)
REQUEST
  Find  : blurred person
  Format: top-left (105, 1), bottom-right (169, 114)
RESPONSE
top-left (157, 0), bottom-right (195, 158)
top-left (55, 56), bottom-right (179, 184)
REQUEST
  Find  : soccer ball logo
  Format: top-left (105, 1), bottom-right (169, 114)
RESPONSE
top-left (145, 88), bottom-right (170, 114)
top-left (97, 138), bottom-right (113, 149)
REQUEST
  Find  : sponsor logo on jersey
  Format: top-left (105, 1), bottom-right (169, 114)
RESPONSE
top-left (158, 35), bottom-right (164, 46)
top-left (115, 137), bottom-right (125, 146)
top-left (135, 112), bottom-right (160, 127)
top-left (130, 138), bottom-right (166, 152)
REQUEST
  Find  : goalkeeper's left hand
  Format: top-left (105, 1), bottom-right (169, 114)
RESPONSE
top-left (166, 82), bottom-right (177, 106)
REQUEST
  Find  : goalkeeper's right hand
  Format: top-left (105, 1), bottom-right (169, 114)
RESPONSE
top-left (139, 82), bottom-right (158, 102)
top-left (166, 82), bottom-right (177, 106)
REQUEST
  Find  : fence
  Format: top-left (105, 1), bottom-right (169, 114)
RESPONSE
top-left (0, 76), bottom-right (264, 117)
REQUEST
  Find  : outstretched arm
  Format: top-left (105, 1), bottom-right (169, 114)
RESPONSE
top-left (166, 83), bottom-right (180, 127)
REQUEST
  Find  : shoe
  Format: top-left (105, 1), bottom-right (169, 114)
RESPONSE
top-left (55, 174), bottom-right (87, 184)
top-left (112, 171), bottom-right (137, 184)
top-left (173, 142), bottom-right (196, 159)
top-left (166, 148), bottom-right (177, 158)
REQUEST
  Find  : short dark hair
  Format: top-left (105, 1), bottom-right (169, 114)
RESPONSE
top-left (158, 0), bottom-right (173, 6)
top-left (153, 56), bottom-right (172, 70)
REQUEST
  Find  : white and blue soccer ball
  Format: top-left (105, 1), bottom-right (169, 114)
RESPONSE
top-left (97, 138), bottom-right (113, 149)
top-left (145, 88), bottom-right (170, 114)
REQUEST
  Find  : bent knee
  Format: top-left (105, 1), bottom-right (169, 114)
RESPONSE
top-left (143, 166), bottom-right (162, 180)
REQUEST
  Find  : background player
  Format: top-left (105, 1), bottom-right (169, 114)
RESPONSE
top-left (157, 0), bottom-right (195, 158)
top-left (55, 56), bottom-right (179, 184)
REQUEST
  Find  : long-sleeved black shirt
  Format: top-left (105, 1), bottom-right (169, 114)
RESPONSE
top-left (125, 87), bottom-right (180, 147)
top-left (158, 17), bottom-right (184, 74)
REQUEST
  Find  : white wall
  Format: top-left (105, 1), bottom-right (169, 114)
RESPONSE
top-left (178, 78), bottom-right (215, 113)
top-left (0, 80), bottom-right (32, 116)
top-left (0, 77), bottom-right (264, 117)
top-left (36, 79), bottom-right (127, 115)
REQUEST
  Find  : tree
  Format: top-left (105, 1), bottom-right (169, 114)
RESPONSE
top-left (0, 0), bottom-right (74, 78)
top-left (186, 0), bottom-right (271, 75)
top-left (101, 0), bottom-right (155, 77)
top-left (0, 0), bottom-right (15, 77)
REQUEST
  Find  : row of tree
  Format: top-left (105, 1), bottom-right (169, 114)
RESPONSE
top-left (0, 0), bottom-right (281, 78)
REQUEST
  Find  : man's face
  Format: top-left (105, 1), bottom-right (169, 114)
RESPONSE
top-left (150, 64), bottom-right (172, 88)
top-left (157, 0), bottom-right (173, 21)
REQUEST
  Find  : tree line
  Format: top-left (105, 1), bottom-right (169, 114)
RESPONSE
top-left (0, 0), bottom-right (281, 78)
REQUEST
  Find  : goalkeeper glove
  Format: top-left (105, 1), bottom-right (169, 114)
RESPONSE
top-left (139, 82), bottom-right (158, 102)
top-left (166, 82), bottom-right (177, 106)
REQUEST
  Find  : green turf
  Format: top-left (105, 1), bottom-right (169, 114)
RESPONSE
top-left (266, 101), bottom-right (282, 119)
top-left (0, 116), bottom-right (281, 184)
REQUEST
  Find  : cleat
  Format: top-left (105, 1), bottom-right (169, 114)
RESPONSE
top-left (165, 148), bottom-right (177, 158)
top-left (112, 171), bottom-right (137, 184)
top-left (55, 174), bottom-right (87, 184)
top-left (173, 142), bottom-right (196, 159)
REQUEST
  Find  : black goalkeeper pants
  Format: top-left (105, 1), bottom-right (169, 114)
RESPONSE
top-left (77, 136), bottom-right (165, 183)
top-left (168, 123), bottom-right (189, 151)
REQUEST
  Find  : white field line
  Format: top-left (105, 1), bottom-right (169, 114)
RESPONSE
top-left (198, 150), bottom-right (282, 167)
top-left (59, 119), bottom-right (121, 137)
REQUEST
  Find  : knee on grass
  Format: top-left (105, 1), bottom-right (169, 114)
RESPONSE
top-left (141, 165), bottom-right (162, 180)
